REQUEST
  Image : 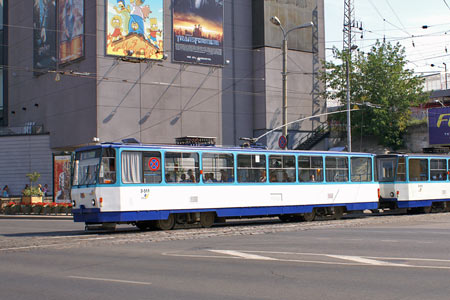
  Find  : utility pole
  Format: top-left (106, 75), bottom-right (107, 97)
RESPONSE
top-left (343, 0), bottom-right (355, 152)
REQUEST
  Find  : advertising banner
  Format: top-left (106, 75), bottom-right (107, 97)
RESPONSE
top-left (106, 0), bottom-right (164, 60)
top-left (53, 155), bottom-right (72, 203)
top-left (58, 0), bottom-right (84, 64)
top-left (173, 0), bottom-right (224, 65)
top-left (33, 0), bottom-right (57, 71)
top-left (428, 107), bottom-right (450, 145)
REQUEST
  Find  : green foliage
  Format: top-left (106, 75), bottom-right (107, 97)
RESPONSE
top-left (26, 171), bottom-right (41, 185)
top-left (320, 41), bottom-right (429, 149)
top-left (24, 171), bottom-right (43, 196)
top-left (22, 186), bottom-right (43, 197)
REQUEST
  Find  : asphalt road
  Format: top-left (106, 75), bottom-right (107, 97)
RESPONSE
top-left (1, 213), bottom-right (450, 300)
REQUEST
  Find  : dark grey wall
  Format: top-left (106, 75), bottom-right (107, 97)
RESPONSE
top-left (8, 0), bottom-right (97, 149)
top-left (96, 0), bottom-right (255, 147)
top-left (7, 0), bottom-right (325, 150)
top-left (0, 135), bottom-right (52, 196)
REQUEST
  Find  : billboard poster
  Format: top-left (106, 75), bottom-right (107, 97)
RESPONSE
top-left (33, 0), bottom-right (57, 71)
top-left (106, 0), bottom-right (164, 60)
top-left (173, 0), bottom-right (224, 65)
top-left (58, 0), bottom-right (84, 64)
top-left (428, 107), bottom-right (450, 145)
top-left (53, 155), bottom-right (72, 203)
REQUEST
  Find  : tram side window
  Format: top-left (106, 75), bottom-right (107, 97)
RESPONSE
top-left (237, 154), bottom-right (267, 183)
top-left (143, 152), bottom-right (162, 183)
top-left (351, 157), bottom-right (372, 182)
top-left (325, 157), bottom-right (349, 182)
top-left (99, 148), bottom-right (116, 184)
top-left (408, 159), bottom-right (428, 181)
top-left (430, 159), bottom-right (447, 181)
top-left (298, 156), bottom-right (323, 182)
top-left (269, 155), bottom-right (296, 182)
top-left (376, 158), bottom-right (395, 182)
top-left (121, 151), bottom-right (143, 184)
top-left (202, 153), bottom-right (234, 183)
top-left (165, 152), bottom-right (200, 183)
top-left (396, 157), bottom-right (406, 181)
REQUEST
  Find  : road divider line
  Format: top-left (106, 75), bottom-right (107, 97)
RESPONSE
top-left (209, 250), bottom-right (279, 261)
top-left (326, 254), bottom-right (408, 266)
top-left (68, 276), bottom-right (151, 285)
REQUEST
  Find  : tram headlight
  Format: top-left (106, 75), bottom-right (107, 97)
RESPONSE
top-left (390, 192), bottom-right (395, 197)
top-left (72, 200), bottom-right (76, 207)
top-left (91, 199), bottom-right (96, 206)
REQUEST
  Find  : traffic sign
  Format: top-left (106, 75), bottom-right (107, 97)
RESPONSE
top-left (148, 157), bottom-right (160, 171)
top-left (278, 135), bottom-right (287, 149)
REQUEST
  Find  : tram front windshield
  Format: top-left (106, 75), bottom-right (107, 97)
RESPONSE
top-left (72, 149), bottom-right (102, 186)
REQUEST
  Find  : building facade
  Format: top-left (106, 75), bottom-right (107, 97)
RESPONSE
top-left (4, 0), bottom-right (325, 151)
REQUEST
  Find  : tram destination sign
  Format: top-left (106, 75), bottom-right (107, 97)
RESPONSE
top-left (428, 107), bottom-right (450, 145)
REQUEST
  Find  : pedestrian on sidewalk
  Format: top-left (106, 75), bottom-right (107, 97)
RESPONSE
top-left (2, 185), bottom-right (9, 197)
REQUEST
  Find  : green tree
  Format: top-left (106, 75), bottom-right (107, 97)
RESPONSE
top-left (321, 41), bottom-right (428, 149)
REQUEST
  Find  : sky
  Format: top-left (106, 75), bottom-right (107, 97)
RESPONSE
top-left (324, 0), bottom-right (450, 76)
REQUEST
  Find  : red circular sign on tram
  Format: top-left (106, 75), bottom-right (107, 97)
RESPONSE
top-left (278, 135), bottom-right (287, 149)
top-left (148, 157), bottom-right (160, 171)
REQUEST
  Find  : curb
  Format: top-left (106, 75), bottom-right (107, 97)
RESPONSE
top-left (0, 214), bottom-right (73, 220)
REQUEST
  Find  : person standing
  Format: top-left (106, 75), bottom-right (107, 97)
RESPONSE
top-left (2, 185), bottom-right (9, 197)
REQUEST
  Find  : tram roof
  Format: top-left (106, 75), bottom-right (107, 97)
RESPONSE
top-left (377, 153), bottom-right (450, 158)
top-left (75, 142), bottom-right (375, 156)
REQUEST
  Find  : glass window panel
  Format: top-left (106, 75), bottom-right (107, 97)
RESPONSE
top-left (325, 157), bottom-right (349, 182)
top-left (143, 152), bottom-right (162, 184)
top-left (165, 152), bottom-right (200, 183)
top-left (298, 156), bottom-right (323, 182)
top-left (377, 158), bottom-right (395, 182)
top-left (73, 149), bottom-right (101, 186)
top-left (121, 152), bottom-right (143, 184)
top-left (99, 148), bottom-right (116, 184)
top-left (408, 159), bottom-right (428, 181)
top-left (237, 154), bottom-right (267, 183)
top-left (396, 157), bottom-right (406, 182)
top-left (430, 159), bottom-right (447, 181)
top-left (202, 153), bottom-right (234, 183)
top-left (351, 157), bottom-right (372, 182)
top-left (269, 155), bottom-right (296, 182)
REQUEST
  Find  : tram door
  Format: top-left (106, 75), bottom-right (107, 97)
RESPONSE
top-left (376, 157), bottom-right (397, 200)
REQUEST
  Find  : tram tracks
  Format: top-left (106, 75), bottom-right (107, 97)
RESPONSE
top-left (1, 212), bottom-right (449, 252)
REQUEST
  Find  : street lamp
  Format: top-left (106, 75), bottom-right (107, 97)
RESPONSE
top-left (270, 16), bottom-right (313, 149)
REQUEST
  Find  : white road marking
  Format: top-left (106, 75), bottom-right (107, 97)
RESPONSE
top-left (326, 254), bottom-right (408, 267)
top-left (164, 250), bottom-right (450, 270)
top-left (68, 276), bottom-right (151, 285)
top-left (209, 250), bottom-right (278, 261)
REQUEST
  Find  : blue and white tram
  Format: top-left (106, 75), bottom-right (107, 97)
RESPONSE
top-left (376, 153), bottom-right (450, 213)
top-left (70, 142), bottom-right (379, 230)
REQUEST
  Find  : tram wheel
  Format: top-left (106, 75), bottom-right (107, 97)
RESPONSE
top-left (200, 212), bottom-right (215, 228)
top-left (333, 207), bottom-right (344, 220)
top-left (157, 214), bottom-right (175, 230)
top-left (279, 215), bottom-right (292, 222)
top-left (302, 210), bottom-right (316, 222)
top-left (421, 206), bottom-right (432, 214)
top-left (136, 221), bottom-right (155, 231)
top-left (446, 202), bottom-right (450, 212)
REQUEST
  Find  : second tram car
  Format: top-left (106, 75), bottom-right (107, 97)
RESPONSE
top-left (377, 153), bottom-right (450, 213)
top-left (70, 142), bottom-right (379, 230)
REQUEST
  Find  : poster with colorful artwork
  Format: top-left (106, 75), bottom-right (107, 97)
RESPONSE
top-left (53, 155), bottom-right (72, 203)
top-left (58, 0), bottom-right (84, 64)
top-left (106, 0), bottom-right (164, 60)
top-left (173, 0), bottom-right (224, 65)
top-left (33, 0), bottom-right (57, 71)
